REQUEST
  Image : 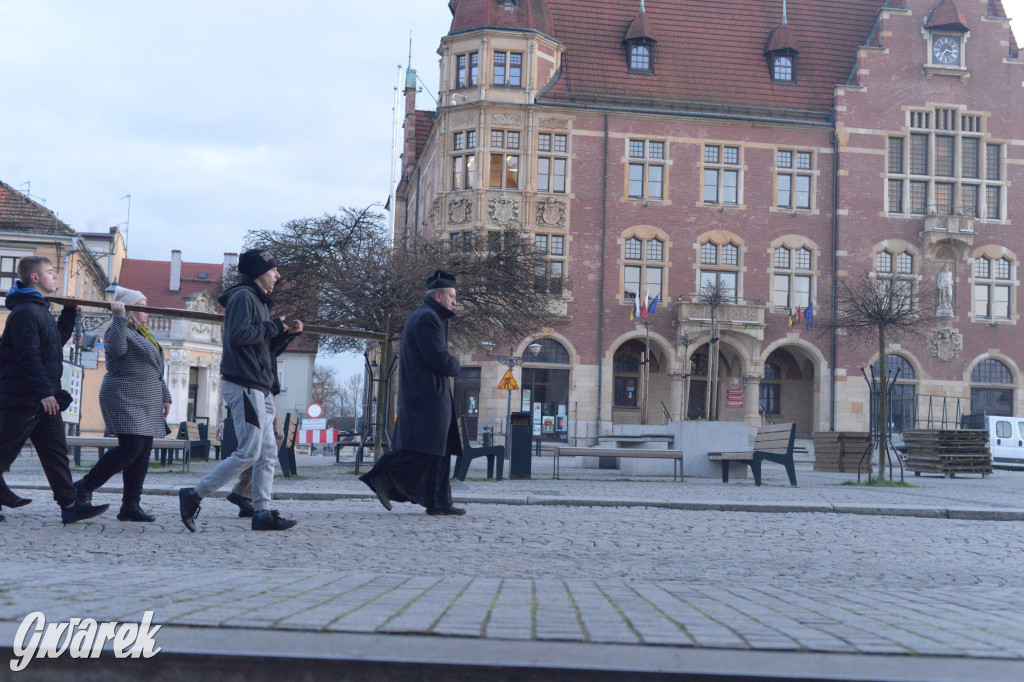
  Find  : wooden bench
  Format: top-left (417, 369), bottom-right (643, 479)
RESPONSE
top-left (554, 446), bottom-right (683, 481)
top-left (453, 415), bottom-right (505, 481)
top-left (708, 422), bottom-right (797, 486)
top-left (177, 421), bottom-right (211, 461)
top-left (66, 436), bottom-right (193, 473)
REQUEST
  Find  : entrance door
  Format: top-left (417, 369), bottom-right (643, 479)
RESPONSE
top-left (453, 367), bottom-right (481, 439)
top-left (687, 380), bottom-right (707, 420)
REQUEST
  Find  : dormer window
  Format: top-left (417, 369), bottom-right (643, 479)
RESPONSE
top-left (773, 55), bottom-right (793, 81)
top-left (630, 45), bottom-right (651, 72)
top-left (924, 0), bottom-right (970, 70)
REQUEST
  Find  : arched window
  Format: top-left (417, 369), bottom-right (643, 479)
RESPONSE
top-left (622, 228), bottom-right (667, 302)
top-left (773, 56), bottom-right (793, 81)
top-left (872, 354), bottom-right (917, 431)
top-left (613, 339), bottom-right (659, 408)
top-left (759, 361), bottom-right (781, 415)
top-left (521, 339), bottom-right (571, 440)
top-left (630, 45), bottom-right (651, 71)
top-left (971, 358), bottom-right (1014, 416)
top-left (698, 240), bottom-right (740, 302)
top-left (772, 244), bottom-right (814, 310)
top-left (973, 255), bottom-right (1013, 320)
top-left (874, 246), bottom-right (916, 312)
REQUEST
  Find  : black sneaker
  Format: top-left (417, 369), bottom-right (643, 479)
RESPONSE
top-left (61, 502), bottom-right (110, 524)
top-left (179, 487), bottom-right (202, 532)
top-left (426, 506), bottom-right (466, 516)
top-left (73, 480), bottom-right (92, 506)
top-left (251, 509), bottom-right (297, 531)
top-left (117, 503), bottom-right (156, 522)
top-left (226, 492), bottom-right (255, 518)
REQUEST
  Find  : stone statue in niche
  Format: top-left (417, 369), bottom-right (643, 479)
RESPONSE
top-left (936, 263), bottom-right (954, 317)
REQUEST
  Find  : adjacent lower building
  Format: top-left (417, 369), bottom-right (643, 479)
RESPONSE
top-left (395, 0), bottom-right (1024, 442)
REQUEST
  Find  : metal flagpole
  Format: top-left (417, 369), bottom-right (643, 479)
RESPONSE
top-left (388, 63), bottom-right (403, 243)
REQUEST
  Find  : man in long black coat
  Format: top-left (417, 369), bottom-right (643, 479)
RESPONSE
top-left (360, 270), bottom-right (465, 515)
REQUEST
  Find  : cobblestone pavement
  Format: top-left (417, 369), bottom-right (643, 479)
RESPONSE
top-left (2, 448), bottom-right (1024, 664)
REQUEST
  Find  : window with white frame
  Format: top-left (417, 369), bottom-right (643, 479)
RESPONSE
top-left (627, 139), bottom-right (666, 200)
top-left (874, 248), bottom-right (916, 312)
top-left (538, 132), bottom-right (568, 193)
top-left (629, 45), bottom-right (652, 72)
top-left (973, 255), bottom-right (1013, 320)
top-left (451, 131), bottom-right (477, 190)
top-left (534, 233), bottom-right (565, 296)
top-left (702, 144), bottom-right (740, 205)
top-left (0, 255), bottom-right (19, 292)
top-left (489, 130), bottom-right (520, 189)
top-left (623, 233), bottom-right (665, 301)
top-left (772, 245), bottom-right (813, 309)
top-left (886, 108), bottom-right (1004, 219)
top-left (492, 51), bottom-right (523, 87)
top-left (772, 56), bottom-right (793, 82)
top-left (698, 240), bottom-right (739, 302)
top-left (776, 149), bottom-right (813, 210)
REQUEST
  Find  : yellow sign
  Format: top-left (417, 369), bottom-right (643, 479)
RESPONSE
top-left (497, 369), bottom-right (519, 390)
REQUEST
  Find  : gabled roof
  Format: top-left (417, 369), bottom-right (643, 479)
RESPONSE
top-left (538, 0), bottom-right (886, 122)
top-left (926, 0), bottom-right (970, 31)
top-left (624, 7), bottom-right (659, 44)
top-left (0, 180), bottom-right (75, 236)
top-left (449, 0), bottom-right (553, 38)
top-left (118, 258), bottom-right (223, 310)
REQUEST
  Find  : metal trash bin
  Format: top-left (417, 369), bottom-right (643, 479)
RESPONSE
top-left (509, 411), bottom-right (533, 479)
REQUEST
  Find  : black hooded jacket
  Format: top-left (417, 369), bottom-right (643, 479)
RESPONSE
top-left (217, 281), bottom-right (292, 395)
top-left (0, 286), bottom-right (77, 409)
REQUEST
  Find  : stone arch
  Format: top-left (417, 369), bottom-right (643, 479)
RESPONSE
top-left (758, 339), bottom-right (829, 435)
top-left (606, 329), bottom-right (678, 425)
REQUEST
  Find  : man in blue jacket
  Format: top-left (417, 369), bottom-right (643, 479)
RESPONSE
top-left (360, 270), bottom-right (465, 515)
top-left (0, 256), bottom-right (110, 523)
top-left (179, 248), bottom-right (302, 532)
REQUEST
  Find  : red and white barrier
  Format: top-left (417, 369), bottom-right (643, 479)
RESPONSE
top-left (296, 429), bottom-right (338, 444)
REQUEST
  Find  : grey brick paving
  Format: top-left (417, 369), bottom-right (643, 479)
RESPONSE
top-left (1, 452), bottom-right (1024, 663)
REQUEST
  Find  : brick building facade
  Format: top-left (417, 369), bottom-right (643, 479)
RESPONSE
top-left (396, 0), bottom-right (1023, 442)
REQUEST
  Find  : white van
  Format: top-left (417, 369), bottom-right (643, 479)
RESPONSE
top-left (974, 416), bottom-right (1024, 470)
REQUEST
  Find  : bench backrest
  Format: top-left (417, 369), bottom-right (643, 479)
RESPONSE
top-left (458, 415), bottom-right (471, 449)
top-left (177, 421), bottom-right (202, 441)
top-left (283, 413), bottom-right (298, 448)
top-left (753, 422), bottom-right (796, 455)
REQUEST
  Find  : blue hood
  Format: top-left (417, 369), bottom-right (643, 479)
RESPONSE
top-left (4, 280), bottom-right (46, 310)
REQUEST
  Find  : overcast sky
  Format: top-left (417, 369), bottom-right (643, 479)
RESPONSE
top-left (1, 1), bottom-right (1021, 377)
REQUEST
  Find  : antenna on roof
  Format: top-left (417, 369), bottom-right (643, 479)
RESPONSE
top-left (782, 0), bottom-right (788, 24)
top-left (119, 194), bottom-right (131, 246)
top-left (18, 181), bottom-right (46, 204)
top-left (408, 31), bottom-right (413, 69)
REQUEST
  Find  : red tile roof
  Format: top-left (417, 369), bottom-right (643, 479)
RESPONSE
top-left (0, 180), bottom-right (74, 236)
top-left (118, 257), bottom-right (223, 310)
top-left (449, 0), bottom-right (553, 37)
top-left (765, 23), bottom-right (800, 54)
top-left (926, 0), bottom-right (970, 30)
top-left (415, 110), bottom-right (437, 158)
top-left (537, 0), bottom-right (888, 122)
top-left (624, 9), bottom-right (658, 44)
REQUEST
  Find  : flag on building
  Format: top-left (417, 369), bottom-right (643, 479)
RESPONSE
top-left (648, 293), bottom-right (659, 315)
top-left (804, 301), bottom-right (814, 329)
top-left (788, 308), bottom-right (794, 326)
top-left (641, 289), bottom-right (649, 318)
top-left (630, 289), bottom-right (640, 320)
top-left (796, 305), bottom-right (802, 323)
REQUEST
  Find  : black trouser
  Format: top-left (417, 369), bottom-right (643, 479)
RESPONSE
top-left (0, 408), bottom-right (75, 507)
top-left (81, 434), bottom-right (153, 506)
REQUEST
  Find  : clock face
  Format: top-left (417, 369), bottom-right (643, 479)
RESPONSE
top-left (933, 36), bottom-right (961, 65)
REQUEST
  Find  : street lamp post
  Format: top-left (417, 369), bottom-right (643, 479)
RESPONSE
top-left (483, 341), bottom-right (542, 451)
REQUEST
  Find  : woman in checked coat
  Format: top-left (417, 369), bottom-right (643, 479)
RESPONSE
top-left (72, 286), bottom-right (171, 522)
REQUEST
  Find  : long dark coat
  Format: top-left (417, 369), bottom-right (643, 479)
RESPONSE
top-left (392, 294), bottom-right (463, 458)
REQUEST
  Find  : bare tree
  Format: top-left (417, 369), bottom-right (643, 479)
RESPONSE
top-left (311, 365), bottom-right (343, 418)
top-left (820, 273), bottom-right (935, 481)
top-left (244, 206), bottom-right (568, 457)
top-left (337, 372), bottom-right (363, 432)
top-left (695, 278), bottom-right (734, 421)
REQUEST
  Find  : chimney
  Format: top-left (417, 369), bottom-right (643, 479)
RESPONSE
top-left (170, 250), bottom-right (182, 292)
top-left (222, 252), bottom-right (238, 282)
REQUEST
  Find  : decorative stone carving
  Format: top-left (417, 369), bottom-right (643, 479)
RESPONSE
top-left (448, 198), bottom-right (472, 224)
top-left (928, 327), bottom-right (963, 363)
top-left (450, 116), bottom-right (477, 128)
top-left (491, 113), bottom-right (521, 126)
top-left (188, 293), bottom-right (215, 335)
top-left (536, 199), bottom-right (566, 227)
top-left (429, 197), bottom-right (442, 227)
top-left (168, 348), bottom-right (191, 388)
top-left (538, 117), bottom-right (568, 129)
top-left (488, 195), bottom-right (520, 226)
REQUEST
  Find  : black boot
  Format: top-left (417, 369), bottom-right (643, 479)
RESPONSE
top-left (73, 480), bottom-right (92, 506)
top-left (117, 503), bottom-right (156, 522)
top-left (178, 487), bottom-right (202, 532)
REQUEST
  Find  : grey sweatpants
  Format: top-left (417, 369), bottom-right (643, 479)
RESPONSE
top-left (231, 403), bottom-right (284, 499)
top-left (195, 381), bottom-right (277, 511)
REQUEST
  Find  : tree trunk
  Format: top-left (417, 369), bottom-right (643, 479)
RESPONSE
top-left (877, 328), bottom-right (887, 482)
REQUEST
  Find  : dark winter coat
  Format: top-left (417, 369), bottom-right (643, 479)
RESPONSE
top-left (0, 282), bottom-right (77, 409)
top-left (218, 282), bottom-right (288, 395)
top-left (99, 315), bottom-right (172, 436)
top-left (392, 294), bottom-right (463, 458)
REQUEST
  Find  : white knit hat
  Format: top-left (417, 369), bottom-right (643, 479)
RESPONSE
top-left (112, 286), bottom-right (146, 307)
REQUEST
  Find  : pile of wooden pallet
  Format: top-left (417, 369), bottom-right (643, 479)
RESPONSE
top-left (813, 432), bottom-right (872, 473)
top-left (902, 429), bottom-right (992, 478)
